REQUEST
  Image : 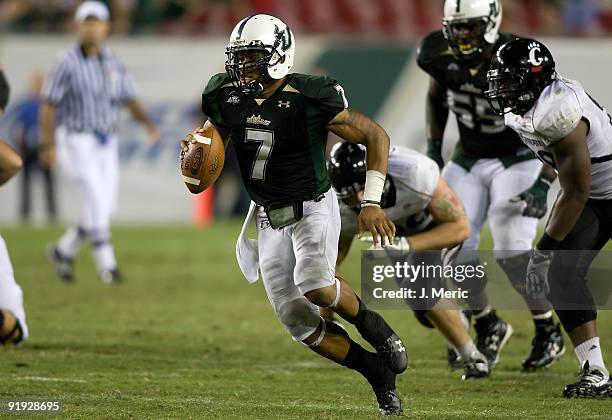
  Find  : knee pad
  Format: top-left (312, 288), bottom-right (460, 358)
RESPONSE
top-left (496, 252), bottom-right (530, 294)
top-left (414, 310), bottom-right (435, 329)
top-left (556, 309), bottom-right (597, 333)
top-left (304, 278), bottom-right (341, 308)
top-left (276, 297), bottom-right (322, 342)
top-left (489, 209), bottom-right (538, 252)
top-left (89, 227), bottom-right (111, 247)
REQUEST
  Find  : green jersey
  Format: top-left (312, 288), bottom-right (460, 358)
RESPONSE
top-left (417, 31), bottom-right (535, 169)
top-left (202, 73), bottom-right (347, 207)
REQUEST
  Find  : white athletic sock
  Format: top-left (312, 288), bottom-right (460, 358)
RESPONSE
top-left (93, 242), bottom-right (117, 272)
top-left (57, 226), bottom-right (86, 258)
top-left (455, 340), bottom-right (479, 360)
top-left (533, 311), bottom-right (553, 321)
top-left (472, 305), bottom-right (491, 320)
top-left (575, 337), bottom-right (608, 377)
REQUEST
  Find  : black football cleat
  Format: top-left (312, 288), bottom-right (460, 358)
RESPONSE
top-left (461, 351), bottom-right (490, 380)
top-left (48, 245), bottom-right (74, 282)
top-left (522, 323), bottom-right (565, 371)
top-left (356, 306), bottom-right (408, 374)
top-left (563, 361), bottom-right (611, 398)
top-left (377, 333), bottom-right (408, 374)
top-left (375, 389), bottom-right (403, 416)
top-left (367, 353), bottom-right (403, 416)
top-left (474, 311), bottom-right (513, 366)
top-left (100, 269), bottom-right (123, 284)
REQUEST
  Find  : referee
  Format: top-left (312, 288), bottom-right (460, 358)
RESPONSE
top-left (40, 1), bottom-right (159, 284)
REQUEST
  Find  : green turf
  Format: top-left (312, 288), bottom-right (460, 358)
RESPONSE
top-left (1, 221), bottom-right (611, 419)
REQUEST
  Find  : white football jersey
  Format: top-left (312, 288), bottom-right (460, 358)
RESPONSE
top-left (505, 76), bottom-right (612, 200)
top-left (339, 146), bottom-right (440, 234)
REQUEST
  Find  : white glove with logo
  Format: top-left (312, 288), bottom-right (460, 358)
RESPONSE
top-left (526, 249), bottom-right (553, 299)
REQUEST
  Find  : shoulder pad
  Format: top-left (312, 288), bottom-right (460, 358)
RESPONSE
top-left (285, 74), bottom-right (338, 98)
top-left (533, 81), bottom-right (583, 143)
top-left (416, 31), bottom-right (450, 72)
top-left (203, 73), bottom-right (233, 97)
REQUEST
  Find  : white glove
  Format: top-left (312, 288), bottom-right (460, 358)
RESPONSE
top-left (526, 249), bottom-right (553, 299)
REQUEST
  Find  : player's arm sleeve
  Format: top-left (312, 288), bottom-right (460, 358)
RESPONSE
top-left (416, 34), bottom-right (442, 80)
top-left (314, 76), bottom-right (349, 123)
top-left (41, 55), bottom-right (70, 105)
top-left (395, 152), bottom-right (441, 210)
top-left (119, 66), bottom-right (137, 104)
top-left (201, 73), bottom-right (229, 128)
top-left (535, 93), bottom-right (583, 145)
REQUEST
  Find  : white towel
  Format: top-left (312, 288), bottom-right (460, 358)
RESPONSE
top-left (235, 201), bottom-right (260, 283)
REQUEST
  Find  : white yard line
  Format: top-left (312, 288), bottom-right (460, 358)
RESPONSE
top-left (15, 376), bottom-right (87, 384)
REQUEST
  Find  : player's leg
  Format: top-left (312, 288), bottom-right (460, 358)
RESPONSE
top-left (443, 160), bottom-right (511, 366)
top-left (443, 161), bottom-right (490, 311)
top-left (257, 205), bottom-right (401, 416)
top-left (42, 158), bottom-right (57, 223)
top-left (398, 249), bottom-right (488, 379)
top-left (423, 308), bottom-right (489, 379)
top-left (49, 130), bottom-right (96, 281)
top-left (545, 201), bottom-right (611, 398)
top-left (294, 190), bottom-right (407, 374)
top-left (91, 136), bottom-right (120, 283)
top-left (0, 235), bottom-right (28, 345)
top-left (488, 159), bottom-right (564, 370)
top-left (19, 146), bottom-right (34, 222)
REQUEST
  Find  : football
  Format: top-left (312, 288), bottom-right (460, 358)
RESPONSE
top-left (180, 126), bottom-right (225, 194)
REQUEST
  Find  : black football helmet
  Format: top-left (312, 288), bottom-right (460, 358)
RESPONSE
top-left (485, 38), bottom-right (556, 115)
top-left (327, 142), bottom-right (395, 209)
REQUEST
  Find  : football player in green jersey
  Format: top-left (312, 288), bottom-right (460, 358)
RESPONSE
top-left (417, 0), bottom-right (564, 371)
top-left (183, 15), bottom-right (405, 416)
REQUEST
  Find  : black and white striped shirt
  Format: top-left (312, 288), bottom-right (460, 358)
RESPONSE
top-left (42, 45), bottom-right (136, 134)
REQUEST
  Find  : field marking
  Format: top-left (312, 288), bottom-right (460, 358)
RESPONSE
top-left (15, 376), bottom-right (87, 383)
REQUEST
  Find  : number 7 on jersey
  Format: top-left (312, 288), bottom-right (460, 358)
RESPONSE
top-left (246, 128), bottom-right (275, 180)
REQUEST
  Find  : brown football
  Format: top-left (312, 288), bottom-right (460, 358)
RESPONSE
top-left (180, 126), bottom-right (225, 194)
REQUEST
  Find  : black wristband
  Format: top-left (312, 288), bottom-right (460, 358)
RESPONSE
top-left (537, 232), bottom-right (562, 251)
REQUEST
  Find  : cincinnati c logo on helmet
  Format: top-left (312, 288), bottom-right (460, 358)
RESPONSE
top-left (528, 42), bottom-right (544, 66)
top-left (273, 25), bottom-right (292, 52)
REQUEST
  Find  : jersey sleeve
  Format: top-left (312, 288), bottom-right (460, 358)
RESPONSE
top-left (41, 53), bottom-right (70, 105)
top-left (534, 84), bottom-right (583, 144)
top-left (201, 73), bottom-right (230, 128)
top-left (388, 147), bottom-right (440, 210)
top-left (312, 76), bottom-right (349, 123)
top-left (416, 31), bottom-right (447, 81)
top-left (118, 64), bottom-right (137, 104)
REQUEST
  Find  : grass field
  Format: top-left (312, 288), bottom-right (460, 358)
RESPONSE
top-left (1, 221), bottom-right (612, 419)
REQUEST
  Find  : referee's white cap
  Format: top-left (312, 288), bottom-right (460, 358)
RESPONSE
top-left (75, 1), bottom-right (110, 23)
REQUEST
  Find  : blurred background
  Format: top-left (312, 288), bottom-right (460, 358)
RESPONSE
top-left (1, 0), bottom-right (612, 36)
top-left (0, 0), bottom-right (611, 225)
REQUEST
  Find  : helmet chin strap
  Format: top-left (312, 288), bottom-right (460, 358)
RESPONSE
top-left (240, 70), bottom-right (274, 97)
top-left (240, 79), bottom-right (264, 97)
